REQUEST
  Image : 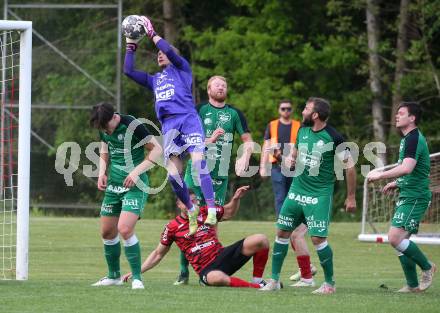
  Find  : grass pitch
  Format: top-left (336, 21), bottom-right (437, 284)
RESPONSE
top-left (1, 217), bottom-right (439, 313)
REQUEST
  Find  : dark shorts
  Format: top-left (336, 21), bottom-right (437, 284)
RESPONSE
top-left (199, 238), bottom-right (251, 286)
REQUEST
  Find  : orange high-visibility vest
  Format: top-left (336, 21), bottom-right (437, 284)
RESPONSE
top-left (269, 119), bottom-right (301, 163)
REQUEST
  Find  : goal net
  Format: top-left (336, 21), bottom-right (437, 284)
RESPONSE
top-left (0, 20), bottom-right (31, 280)
top-left (359, 152), bottom-right (440, 245)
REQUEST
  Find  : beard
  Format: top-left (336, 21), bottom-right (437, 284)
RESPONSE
top-left (209, 90), bottom-right (227, 102)
top-left (302, 114), bottom-right (314, 127)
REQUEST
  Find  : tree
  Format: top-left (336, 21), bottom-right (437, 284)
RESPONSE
top-left (163, 0), bottom-right (177, 44)
top-left (391, 0), bottom-right (410, 128)
top-left (366, 0), bottom-right (387, 159)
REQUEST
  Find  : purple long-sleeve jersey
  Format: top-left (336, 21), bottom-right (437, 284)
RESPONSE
top-left (124, 39), bottom-right (197, 122)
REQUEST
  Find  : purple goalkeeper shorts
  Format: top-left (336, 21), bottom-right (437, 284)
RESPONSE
top-left (161, 112), bottom-right (205, 161)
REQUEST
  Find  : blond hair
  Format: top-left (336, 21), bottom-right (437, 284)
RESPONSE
top-left (207, 75), bottom-right (227, 91)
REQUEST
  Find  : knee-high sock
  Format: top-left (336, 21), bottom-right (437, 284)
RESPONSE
top-left (229, 277), bottom-right (260, 288)
top-left (193, 159), bottom-right (215, 210)
top-left (315, 241), bottom-right (334, 285)
top-left (253, 248), bottom-right (269, 279)
top-left (398, 253), bottom-right (419, 288)
top-left (271, 237), bottom-right (289, 281)
top-left (169, 174), bottom-right (193, 210)
top-left (124, 234), bottom-right (142, 281)
top-left (396, 239), bottom-right (432, 271)
top-left (103, 236), bottom-right (121, 279)
top-left (179, 250), bottom-right (189, 275)
top-left (297, 255), bottom-right (312, 279)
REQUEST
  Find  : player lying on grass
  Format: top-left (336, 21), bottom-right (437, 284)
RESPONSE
top-left (90, 102), bottom-right (162, 290)
top-left (124, 15), bottom-right (217, 235)
top-left (122, 186), bottom-right (270, 288)
top-left (368, 102), bottom-right (436, 293)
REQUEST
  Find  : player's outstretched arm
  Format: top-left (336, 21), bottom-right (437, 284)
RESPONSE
top-left (122, 243), bottom-right (170, 282)
top-left (123, 38), bottom-right (153, 88)
top-left (155, 36), bottom-right (190, 72)
top-left (140, 16), bottom-right (190, 72)
top-left (221, 185), bottom-right (250, 221)
top-left (367, 157), bottom-right (417, 182)
top-left (141, 243), bottom-right (170, 273)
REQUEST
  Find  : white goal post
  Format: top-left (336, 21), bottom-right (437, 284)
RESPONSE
top-left (0, 20), bottom-right (32, 280)
top-left (359, 152), bottom-right (440, 245)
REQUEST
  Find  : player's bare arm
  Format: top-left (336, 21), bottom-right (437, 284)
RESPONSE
top-left (282, 145), bottom-right (297, 169)
top-left (259, 139), bottom-right (271, 177)
top-left (221, 185), bottom-right (250, 221)
top-left (382, 180), bottom-right (398, 195)
top-left (367, 157), bottom-right (417, 182)
top-left (97, 142), bottom-right (109, 191)
top-left (122, 243), bottom-right (171, 282)
top-left (124, 137), bottom-right (163, 188)
top-left (141, 243), bottom-right (170, 272)
top-left (206, 128), bottom-right (225, 144)
top-left (235, 133), bottom-right (254, 176)
top-left (344, 158), bottom-right (357, 213)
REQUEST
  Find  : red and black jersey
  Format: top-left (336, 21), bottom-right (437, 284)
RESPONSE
top-left (160, 206), bottom-right (224, 274)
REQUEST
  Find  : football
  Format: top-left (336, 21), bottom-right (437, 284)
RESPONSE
top-left (121, 15), bottom-right (146, 40)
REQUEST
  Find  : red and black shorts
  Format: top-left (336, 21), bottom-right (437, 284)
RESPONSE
top-left (199, 238), bottom-right (251, 286)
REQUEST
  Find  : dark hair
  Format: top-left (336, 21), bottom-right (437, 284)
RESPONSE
top-left (398, 102), bottom-right (422, 125)
top-left (307, 97), bottom-right (330, 121)
top-left (278, 99), bottom-right (292, 108)
top-left (90, 102), bottom-right (115, 129)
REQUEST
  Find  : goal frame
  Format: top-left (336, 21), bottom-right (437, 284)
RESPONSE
top-left (359, 152), bottom-right (440, 245)
top-left (0, 20), bottom-right (32, 280)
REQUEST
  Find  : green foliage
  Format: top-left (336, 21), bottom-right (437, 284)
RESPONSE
top-left (21, 0), bottom-right (440, 219)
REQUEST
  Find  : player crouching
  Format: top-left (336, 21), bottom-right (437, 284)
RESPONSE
top-left (122, 186), bottom-right (270, 288)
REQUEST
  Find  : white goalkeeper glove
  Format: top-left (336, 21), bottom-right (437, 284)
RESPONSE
top-left (126, 37), bottom-right (141, 52)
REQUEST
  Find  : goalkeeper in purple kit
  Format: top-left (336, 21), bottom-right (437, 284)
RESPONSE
top-left (123, 16), bottom-right (216, 234)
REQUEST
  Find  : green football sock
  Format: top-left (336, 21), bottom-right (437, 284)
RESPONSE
top-left (317, 244), bottom-right (334, 285)
top-left (179, 251), bottom-right (189, 275)
top-left (403, 241), bottom-right (431, 271)
top-left (124, 241), bottom-right (142, 281)
top-left (104, 241), bottom-right (121, 279)
top-left (271, 239), bottom-right (289, 281)
top-left (398, 254), bottom-right (419, 288)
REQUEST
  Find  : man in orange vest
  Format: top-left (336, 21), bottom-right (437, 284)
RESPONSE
top-left (260, 100), bottom-right (317, 287)
top-left (260, 100), bottom-right (300, 216)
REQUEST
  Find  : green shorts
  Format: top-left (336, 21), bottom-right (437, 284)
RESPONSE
top-left (391, 197), bottom-right (431, 234)
top-left (277, 190), bottom-right (333, 237)
top-left (184, 169), bottom-right (228, 206)
top-left (100, 179), bottom-right (148, 217)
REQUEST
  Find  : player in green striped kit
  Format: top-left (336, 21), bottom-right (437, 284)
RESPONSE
top-left (89, 102), bottom-right (162, 290)
top-left (368, 102), bottom-right (436, 292)
top-left (174, 75), bottom-right (254, 285)
top-left (260, 97), bottom-right (357, 294)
